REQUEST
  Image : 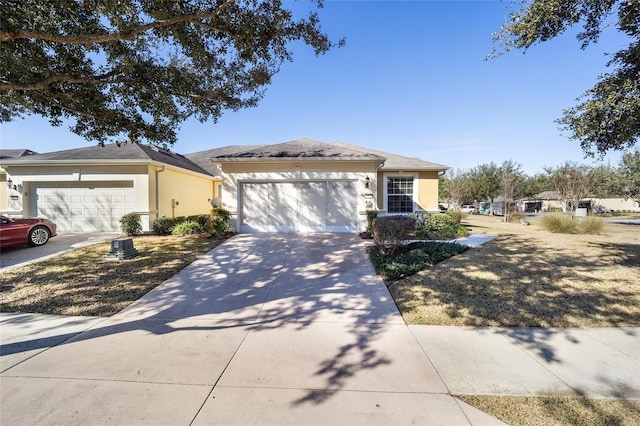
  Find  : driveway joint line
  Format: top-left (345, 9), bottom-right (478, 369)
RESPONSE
top-left (407, 326), bottom-right (454, 397)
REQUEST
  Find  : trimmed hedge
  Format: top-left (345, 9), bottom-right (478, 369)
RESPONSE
top-left (369, 241), bottom-right (468, 281)
top-left (152, 209), bottom-right (231, 236)
top-left (416, 213), bottom-right (468, 239)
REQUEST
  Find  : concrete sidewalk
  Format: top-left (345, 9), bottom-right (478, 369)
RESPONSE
top-left (1, 234), bottom-right (504, 425)
top-left (410, 326), bottom-right (640, 399)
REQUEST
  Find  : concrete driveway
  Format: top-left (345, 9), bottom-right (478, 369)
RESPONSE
top-left (0, 231), bottom-right (121, 270)
top-left (0, 233), bottom-right (504, 425)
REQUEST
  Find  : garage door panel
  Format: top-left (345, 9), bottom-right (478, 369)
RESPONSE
top-left (240, 183), bottom-right (269, 232)
top-left (297, 182), bottom-right (327, 232)
top-left (32, 182), bottom-right (135, 232)
top-left (95, 208), bottom-right (114, 231)
top-left (326, 181), bottom-right (357, 232)
top-left (269, 183), bottom-right (297, 232)
top-left (240, 180), bottom-right (356, 233)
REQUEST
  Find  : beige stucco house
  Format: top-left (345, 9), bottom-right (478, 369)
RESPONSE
top-left (188, 139), bottom-right (448, 233)
top-left (1, 139), bottom-right (448, 233)
top-left (0, 144), bottom-right (219, 231)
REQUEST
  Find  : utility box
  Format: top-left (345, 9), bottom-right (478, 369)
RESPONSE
top-left (107, 237), bottom-right (139, 260)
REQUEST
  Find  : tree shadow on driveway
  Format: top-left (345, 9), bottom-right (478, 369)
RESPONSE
top-left (2, 233), bottom-right (417, 406)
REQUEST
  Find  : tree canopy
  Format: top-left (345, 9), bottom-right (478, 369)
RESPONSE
top-left (493, 0), bottom-right (639, 156)
top-left (0, 0), bottom-right (342, 146)
top-left (620, 149), bottom-right (640, 201)
top-left (468, 162), bottom-right (500, 202)
top-left (545, 162), bottom-right (594, 215)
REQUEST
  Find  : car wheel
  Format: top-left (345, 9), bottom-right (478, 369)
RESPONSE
top-left (28, 226), bottom-right (50, 246)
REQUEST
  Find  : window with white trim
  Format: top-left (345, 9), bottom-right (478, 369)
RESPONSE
top-left (387, 176), bottom-right (414, 213)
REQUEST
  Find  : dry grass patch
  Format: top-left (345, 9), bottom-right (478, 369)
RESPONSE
top-left (460, 395), bottom-right (640, 426)
top-left (0, 235), bottom-right (224, 317)
top-left (389, 214), bottom-right (640, 327)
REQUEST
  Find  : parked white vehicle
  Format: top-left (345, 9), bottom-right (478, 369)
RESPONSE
top-left (460, 205), bottom-right (478, 214)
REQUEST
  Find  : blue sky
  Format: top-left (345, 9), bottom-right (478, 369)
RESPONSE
top-left (0, 0), bottom-right (631, 175)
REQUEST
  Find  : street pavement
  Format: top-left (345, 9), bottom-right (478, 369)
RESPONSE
top-left (1, 233), bottom-right (638, 425)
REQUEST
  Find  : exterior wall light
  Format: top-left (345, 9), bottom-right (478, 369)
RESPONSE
top-left (6, 178), bottom-right (17, 190)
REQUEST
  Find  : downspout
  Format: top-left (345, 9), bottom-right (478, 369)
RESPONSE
top-left (155, 165), bottom-right (165, 222)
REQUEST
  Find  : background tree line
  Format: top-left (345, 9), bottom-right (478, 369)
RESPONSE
top-left (439, 149), bottom-right (640, 218)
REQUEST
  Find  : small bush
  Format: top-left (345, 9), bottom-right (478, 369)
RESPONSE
top-left (120, 213), bottom-right (142, 236)
top-left (444, 211), bottom-right (462, 224)
top-left (542, 214), bottom-right (605, 234)
top-left (369, 241), bottom-right (468, 281)
top-left (206, 208), bottom-right (231, 236)
top-left (580, 217), bottom-right (604, 234)
top-left (172, 221), bottom-right (204, 235)
top-left (372, 215), bottom-right (415, 254)
top-left (153, 217), bottom-right (178, 235)
top-left (366, 210), bottom-right (379, 234)
top-left (186, 214), bottom-right (210, 228)
top-left (416, 213), bottom-right (468, 239)
top-left (542, 215), bottom-right (578, 234)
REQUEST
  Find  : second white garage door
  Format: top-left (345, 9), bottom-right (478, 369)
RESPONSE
top-left (31, 182), bottom-right (136, 232)
top-left (240, 181), bottom-right (357, 233)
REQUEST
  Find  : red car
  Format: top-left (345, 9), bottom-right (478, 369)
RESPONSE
top-left (0, 215), bottom-right (57, 249)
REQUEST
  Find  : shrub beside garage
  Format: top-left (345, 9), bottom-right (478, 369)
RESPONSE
top-left (369, 212), bottom-right (469, 282)
top-left (151, 208), bottom-right (232, 237)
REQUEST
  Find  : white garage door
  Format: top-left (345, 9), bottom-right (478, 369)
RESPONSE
top-left (31, 182), bottom-right (136, 231)
top-left (240, 181), bottom-right (357, 233)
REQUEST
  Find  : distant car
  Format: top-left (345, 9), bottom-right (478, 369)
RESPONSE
top-left (0, 215), bottom-right (57, 249)
top-left (460, 205), bottom-right (478, 214)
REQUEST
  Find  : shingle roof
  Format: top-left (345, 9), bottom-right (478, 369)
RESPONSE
top-left (185, 145), bottom-right (265, 177)
top-left (536, 191), bottom-right (559, 199)
top-left (330, 141), bottom-right (449, 171)
top-left (0, 149), bottom-right (38, 159)
top-left (0, 143), bottom-right (214, 177)
top-left (211, 139), bottom-right (386, 162)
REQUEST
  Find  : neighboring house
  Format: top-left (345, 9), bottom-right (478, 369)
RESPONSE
top-left (1, 138), bottom-right (448, 234)
top-left (590, 198), bottom-right (640, 213)
top-left (190, 139), bottom-right (448, 233)
top-left (0, 144), bottom-right (219, 232)
top-left (526, 191), bottom-right (640, 213)
top-left (531, 191), bottom-right (565, 212)
top-left (1, 149), bottom-right (38, 215)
